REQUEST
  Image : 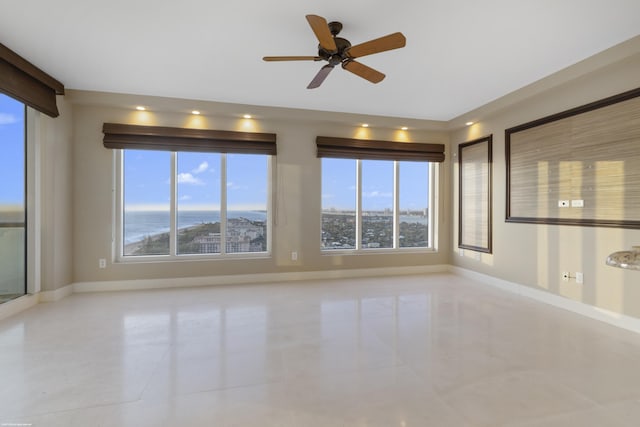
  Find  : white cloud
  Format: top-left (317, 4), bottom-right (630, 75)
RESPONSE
top-left (0, 113), bottom-right (18, 125)
top-left (179, 195), bottom-right (192, 201)
top-left (322, 193), bottom-right (334, 199)
top-left (192, 161), bottom-right (208, 174)
top-left (227, 182), bottom-right (248, 190)
top-left (363, 191), bottom-right (392, 198)
top-left (177, 172), bottom-right (204, 185)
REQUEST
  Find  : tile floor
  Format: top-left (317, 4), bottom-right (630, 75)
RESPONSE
top-left (1, 273), bottom-right (640, 426)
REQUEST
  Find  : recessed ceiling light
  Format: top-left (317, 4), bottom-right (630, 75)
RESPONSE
top-left (136, 106), bottom-right (146, 111)
top-left (362, 123), bottom-right (369, 128)
top-left (243, 114), bottom-right (252, 119)
top-left (191, 110), bottom-right (201, 115)
top-left (465, 121), bottom-right (474, 126)
top-left (401, 126), bottom-right (408, 130)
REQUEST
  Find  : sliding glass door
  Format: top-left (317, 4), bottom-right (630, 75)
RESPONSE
top-left (0, 94), bottom-right (26, 303)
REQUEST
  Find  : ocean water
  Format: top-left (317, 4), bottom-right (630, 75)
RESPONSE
top-left (124, 210), bottom-right (267, 244)
top-left (124, 210), bottom-right (427, 244)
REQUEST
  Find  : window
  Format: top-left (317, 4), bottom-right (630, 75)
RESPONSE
top-left (104, 123), bottom-right (275, 260)
top-left (321, 158), bottom-right (356, 249)
top-left (321, 158), bottom-right (435, 251)
top-left (2, 44), bottom-right (63, 298)
top-left (361, 160), bottom-right (394, 249)
top-left (0, 94), bottom-right (26, 301)
top-left (120, 150), bottom-right (270, 258)
top-left (399, 161), bottom-right (430, 248)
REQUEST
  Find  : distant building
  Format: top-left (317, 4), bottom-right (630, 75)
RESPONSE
top-left (193, 218), bottom-right (265, 253)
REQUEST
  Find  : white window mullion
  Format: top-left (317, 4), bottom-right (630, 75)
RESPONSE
top-left (393, 161), bottom-right (400, 249)
top-left (169, 152), bottom-right (177, 256)
top-left (356, 159), bottom-right (362, 250)
top-left (115, 150), bottom-right (123, 258)
top-left (267, 156), bottom-right (274, 254)
top-left (429, 162), bottom-right (436, 249)
top-left (220, 154), bottom-right (227, 255)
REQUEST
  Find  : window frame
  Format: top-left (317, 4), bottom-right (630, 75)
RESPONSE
top-left (458, 135), bottom-right (493, 253)
top-left (321, 158), bottom-right (438, 254)
top-left (0, 96), bottom-right (29, 298)
top-left (114, 149), bottom-right (273, 262)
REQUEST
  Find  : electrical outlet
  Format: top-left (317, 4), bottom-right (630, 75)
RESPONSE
top-left (291, 251), bottom-right (298, 261)
top-left (99, 258), bottom-right (106, 269)
top-left (459, 248), bottom-right (464, 256)
top-left (561, 271), bottom-right (570, 281)
top-left (474, 251), bottom-right (481, 261)
top-left (575, 272), bottom-right (583, 284)
top-left (571, 199), bottom-right (584, 208)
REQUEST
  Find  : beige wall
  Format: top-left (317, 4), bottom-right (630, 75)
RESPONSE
top-left (39, 96), bottom-right (74, 291)
top-left (451, 46), bottom-right (640, 317)
top-left (36, 35), bottom-right (640, 324)
top-left (69, 96), bottom-right (450, 283)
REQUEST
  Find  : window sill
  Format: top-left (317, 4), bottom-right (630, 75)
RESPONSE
top-left (116, 252), bottom-right (271, 264)
top-left (321, 247), bottom-right (437, 256)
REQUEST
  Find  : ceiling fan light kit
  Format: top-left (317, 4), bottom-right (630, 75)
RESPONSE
top-left (263, 14), bottom-right (406, 89)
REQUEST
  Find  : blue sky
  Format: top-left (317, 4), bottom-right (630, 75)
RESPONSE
top-left (322, 158), bottom-right (430, 211)
top-left (124, 150), bottom-right (267, 211)
top-left (0, 94), bottom-right (25, 210)
top-left (124, 154), bottom-right (429, 213)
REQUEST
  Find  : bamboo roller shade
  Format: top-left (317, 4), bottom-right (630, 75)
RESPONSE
top-left (507, 89), bottom-right (640, 227)
top-left (459, 137), bottom-right (492, 252)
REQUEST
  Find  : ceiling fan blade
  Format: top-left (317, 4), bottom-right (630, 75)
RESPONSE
top-left (307, 64), bottom-right (334, 89)
top-left (306, 15), bottom-right (337, 52)
top-left (263, 56), bottom-right (323, 61)
top-left (347, 32), bottom-right (406, 59)
top-left (342, 60), bottom-right (385, 84)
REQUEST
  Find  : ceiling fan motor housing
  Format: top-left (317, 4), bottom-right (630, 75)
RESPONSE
top-left (318, 36), bottom-right (351, 64)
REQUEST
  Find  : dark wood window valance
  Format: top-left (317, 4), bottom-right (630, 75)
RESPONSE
top-left (316, 136), bottom-right (445, 162)
top-left (103, 123), bottom-right (277, 155)
top-left (0, 43), bottom-right (64, 118)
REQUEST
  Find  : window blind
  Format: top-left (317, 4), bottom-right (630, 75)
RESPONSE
top-left (0, 43), bottom-right (64, 118)
top-left (103, 123), bottom-right (277, 155)
top-left (316, 136), bottom-right (444, 162)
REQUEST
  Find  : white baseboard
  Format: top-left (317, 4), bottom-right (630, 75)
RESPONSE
top-left (5, 265), bottom-right (640, 336)
top-left (0, 266), bottom-right (447, 320)
top-left (0, 294), bottom-right (39, 321)
top-left (72, 264), bottom-right (450, 293)
top-left (450, 266), bottom-right (640, 334)
top-left (39, 284), bottom-right (74, 302)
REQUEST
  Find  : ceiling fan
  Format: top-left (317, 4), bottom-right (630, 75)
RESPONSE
top-left (263, 15), bottom-right (406, 89)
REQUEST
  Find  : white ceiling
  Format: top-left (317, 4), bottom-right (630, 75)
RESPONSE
top-left (2, 0), bottom-right (639, 121)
